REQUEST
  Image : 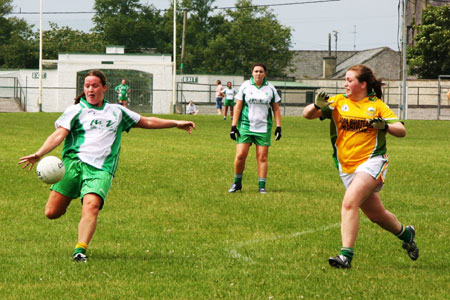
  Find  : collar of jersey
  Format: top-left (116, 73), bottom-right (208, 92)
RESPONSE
top-left (80, 98), bottom-right (108, 110)
top-left (343, 93), bottom-right (377, 102)
top-left (250, 77), bottom-right (268, 88)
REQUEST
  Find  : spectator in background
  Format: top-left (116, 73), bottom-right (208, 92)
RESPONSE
top-left (216, 80), bottom-right (224, 115)
top-left (186, 100), bottom-right (199, 115)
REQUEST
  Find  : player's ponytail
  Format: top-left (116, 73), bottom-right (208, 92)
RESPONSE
top-left (74, 70), bottom-right (107, 104)
top-left (74, 92), bottom-right (85, 104)
top-left (348, 64), bottom-right (384, 99)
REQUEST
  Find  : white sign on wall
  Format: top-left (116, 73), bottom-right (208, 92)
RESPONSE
top-left (183, 76), bottom-right (198, 83)
top-left (32, 72), bottom-right (47, 79)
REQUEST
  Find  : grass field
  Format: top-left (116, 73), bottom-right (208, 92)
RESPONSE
top-left (0, 113), bottom-right (449, 299)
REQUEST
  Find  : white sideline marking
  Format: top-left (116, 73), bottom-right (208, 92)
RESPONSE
top-left (228, 223), bottom-right (341, 263)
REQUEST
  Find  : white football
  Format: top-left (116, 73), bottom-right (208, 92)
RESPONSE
top-left (36, 156), bottom-right (65, 184)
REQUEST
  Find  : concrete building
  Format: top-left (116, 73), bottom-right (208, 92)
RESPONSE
top-left (0, 47), bottom-right (173, 113)
top-left (286, 47), bottom-right (401, 80)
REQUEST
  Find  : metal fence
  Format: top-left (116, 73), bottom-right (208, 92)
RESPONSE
top-left (176, 81), bottom-right (450, 119)
top-left (76, 70), bottom-right (154, 114)
top-left (1, 76), bottom-right (450, 119)
top-left (0, 77), bottom-right (26, 111)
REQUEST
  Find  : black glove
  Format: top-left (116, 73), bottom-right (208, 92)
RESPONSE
top-left (274, 126), bottom-right (282, 141)
top-left (369, 118), bottom-right (388, 130)
top-left (230, 126), bottom-right (240, 140)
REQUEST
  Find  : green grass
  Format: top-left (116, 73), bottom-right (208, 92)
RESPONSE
top-left (0, 113), bottom-right (449, 299)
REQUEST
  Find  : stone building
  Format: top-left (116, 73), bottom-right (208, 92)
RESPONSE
top-left (286, 47), bottom-right (401, 80)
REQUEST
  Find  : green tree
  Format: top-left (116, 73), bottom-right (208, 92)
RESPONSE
top-left (93, 0), bottom-right (164, 53)
top-left (175, 0), bottom-right (226, 73)
top-left (164, 0), bottom-right (292, 76)
top-left (407, 5), bottom-right (450, 78)
top-left (43, 23), bottom-right (105, 59)
top-left (0, 18), bottom-right (37, 68)
top-left (0, 0), bottom-right (13, 44)
top-left (0, 0), bottom-right (37, 68)
top-left (202, 0), bottom-right (292, 76)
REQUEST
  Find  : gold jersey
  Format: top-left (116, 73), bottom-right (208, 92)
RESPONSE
top-left (321, 94), bottom-right (399, 173)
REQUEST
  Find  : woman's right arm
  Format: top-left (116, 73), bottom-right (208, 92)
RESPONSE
top-left (303, 103), bottom-right (323, 119)
top-left (19, 127), bottom-right (69, 170)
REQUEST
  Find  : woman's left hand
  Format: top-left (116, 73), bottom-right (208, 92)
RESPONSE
top-left (176, 121), bottom-right (196, 134)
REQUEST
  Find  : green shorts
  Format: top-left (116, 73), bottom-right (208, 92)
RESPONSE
top-left (51, 157), bottom-right (113, 209)
top-left (224, 99), bottom-right (235, 107)
top-left (236, 129), bottom-right (271, 146)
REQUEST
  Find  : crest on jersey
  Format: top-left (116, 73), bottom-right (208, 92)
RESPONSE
top-left (341, 104), bottom-right (349, 112)
top-left (366, 107), bottom-right (375, 116)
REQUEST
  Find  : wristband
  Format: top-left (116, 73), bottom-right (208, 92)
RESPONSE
top-left (314, 104), bottom-right (321, 110)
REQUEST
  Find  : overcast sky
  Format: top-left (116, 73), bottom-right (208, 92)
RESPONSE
top-left (11, 0), bottom-right (401, 51)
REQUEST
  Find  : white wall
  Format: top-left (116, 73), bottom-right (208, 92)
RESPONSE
top-left (176, 74), bottom-right (245, 104)
top-left (0, 53), bottom-right (173, 113)
top-left (57, 53), bottom-right (173, 113)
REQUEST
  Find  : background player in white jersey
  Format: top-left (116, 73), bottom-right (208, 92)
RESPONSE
top-left (222, 82), bottom-right (236, 120)
top-left (229, 63), bottom-right (282, 194)
top-left (19, 70), bottom-right (196, 262)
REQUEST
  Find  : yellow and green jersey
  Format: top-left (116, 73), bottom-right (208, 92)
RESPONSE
top-left (321, 94), bottom-right (399, 173)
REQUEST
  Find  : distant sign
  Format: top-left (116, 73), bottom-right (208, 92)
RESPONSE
top-left (32, 72), bottom-right (47, 79)
top-left (182, 76), bottom-right (198, 83)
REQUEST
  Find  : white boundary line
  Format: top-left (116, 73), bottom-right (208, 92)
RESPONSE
top-left (228, 223), bottom-right (341, 263)
top-left (228, 210), bottom-right (433, 263)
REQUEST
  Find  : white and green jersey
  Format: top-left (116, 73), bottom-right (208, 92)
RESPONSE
top-left (235, 78), bottom-right (281, 133)
top-left (55, 98), bottom-right (141, 175)
top-left (222, 87), bottom-right (236, 100)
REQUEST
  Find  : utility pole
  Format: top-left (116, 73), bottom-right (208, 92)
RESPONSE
top-left (180, 10), bottom-right (187, 75)
top-left (332, 30), bottom-right (338, 57)
top-left (38, 0), bottom-right (43, 112)
top-left (172, 0), bottom-right (177, 113)
top-left (352, 25), bottom-right (357, 50)
top-left (328, 33), bottom-right (332, 56)
top-left (401, 0), bottom-right (408, 119)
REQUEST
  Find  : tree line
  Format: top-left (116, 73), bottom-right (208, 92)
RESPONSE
top-left (1, 0), bottom-right (293, 77)
top-left (2, 0), bottom-right (450, 78)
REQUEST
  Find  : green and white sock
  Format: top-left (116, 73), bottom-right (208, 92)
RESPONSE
top-left (234, 174), bottom-right (242, 185)
top-left (340, 247), bottom-right (354, 261)
top-left (258, 178), bottom-right (266, 189)
top-left (396, 224), bottom-right (412, 243)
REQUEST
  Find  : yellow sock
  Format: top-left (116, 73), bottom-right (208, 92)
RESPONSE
top-left (75, 242), bottom-right (88, 251)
